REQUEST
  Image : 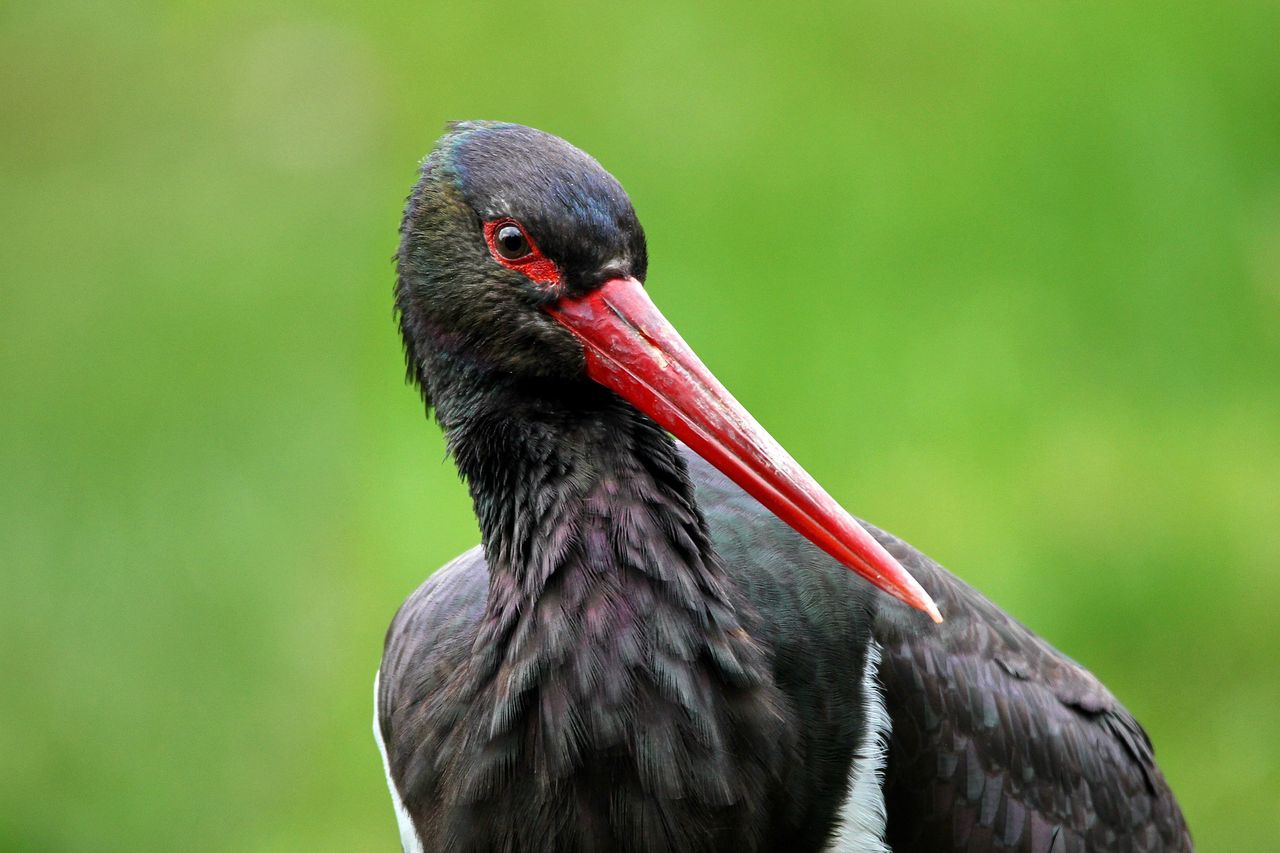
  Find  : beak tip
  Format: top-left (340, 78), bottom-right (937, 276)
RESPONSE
top-left (925, 599), bottom-right (944, 624)
top-left (896, 575), bottom-right (943, 624)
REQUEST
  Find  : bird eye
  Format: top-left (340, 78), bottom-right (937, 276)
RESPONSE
top-left (484, 218), bottom-right (559, 285)
top-left (495, 224), bottom-right (530, 260)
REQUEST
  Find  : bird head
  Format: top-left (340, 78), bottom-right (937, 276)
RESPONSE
top-left (396, 121), bottom-right (645, 398)
top-left (395, 121), bottom-right (940, 623)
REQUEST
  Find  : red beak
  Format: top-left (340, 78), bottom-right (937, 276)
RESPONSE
top-left (547, 277), bottom-right (942, 623)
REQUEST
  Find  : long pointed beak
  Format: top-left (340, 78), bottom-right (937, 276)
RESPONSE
top-left (547, 277), bottom-right (941, 623)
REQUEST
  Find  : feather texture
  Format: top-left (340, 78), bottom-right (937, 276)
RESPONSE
top-left (378, 444), bottom-right (1190, 852)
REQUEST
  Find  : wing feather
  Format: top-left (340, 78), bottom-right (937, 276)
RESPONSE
top-left (868, 524), bottom-right (1191, 852)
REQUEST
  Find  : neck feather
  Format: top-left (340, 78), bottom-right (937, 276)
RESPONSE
top-left (427, 370), bottom-right (795, 847)
top-left (445, 373), bottom-right (771, 727)
top-left (449, 378), bottom-right (722, 603)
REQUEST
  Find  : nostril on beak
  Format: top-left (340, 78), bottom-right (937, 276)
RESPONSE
top-left (595, 260), bottom-right (630, 283)
top-left (562, 263), bottom-right (631, 297)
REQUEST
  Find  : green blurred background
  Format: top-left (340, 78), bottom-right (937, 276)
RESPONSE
top-left (3, 0), bottom-right (1278, 849)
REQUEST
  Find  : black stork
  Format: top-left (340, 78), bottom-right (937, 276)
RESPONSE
top-left (374, 121), bottom-right (1191, 853)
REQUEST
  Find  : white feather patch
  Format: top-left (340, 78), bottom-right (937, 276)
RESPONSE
top-left (374, 670), bottom-right (425, 853)
top-left (827, 640), bottom-right (891, 853)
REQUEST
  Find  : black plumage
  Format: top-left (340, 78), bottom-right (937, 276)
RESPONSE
top-left (376, 121), bottom-right (1191, 852)
top-left (868, 521), bottom-right (1189, 851)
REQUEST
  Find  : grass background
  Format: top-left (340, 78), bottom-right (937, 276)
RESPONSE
top-left (3, 0), bottom-right (1278, 848)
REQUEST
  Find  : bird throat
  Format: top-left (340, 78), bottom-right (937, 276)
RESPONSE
top-left (440, 378), bottom-right (789, 816)
top-left (446, 378), bottom-right (746, 652)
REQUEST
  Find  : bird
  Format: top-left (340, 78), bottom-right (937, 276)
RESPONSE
top-left (374, 121), bottom-right (1192, 853)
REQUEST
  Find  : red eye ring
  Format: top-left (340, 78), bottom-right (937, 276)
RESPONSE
top-left (483, 218), bottom-right (560, 286)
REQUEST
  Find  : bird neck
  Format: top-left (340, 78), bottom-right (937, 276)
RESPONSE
top-left (443, 373), bottom-right (727, 608)
top-left (439, 371), bottom-right (769, 687)
top-left (432, 372), bottom-right (791, 832)
top-left (427, 371), bottom-right (788, 829)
